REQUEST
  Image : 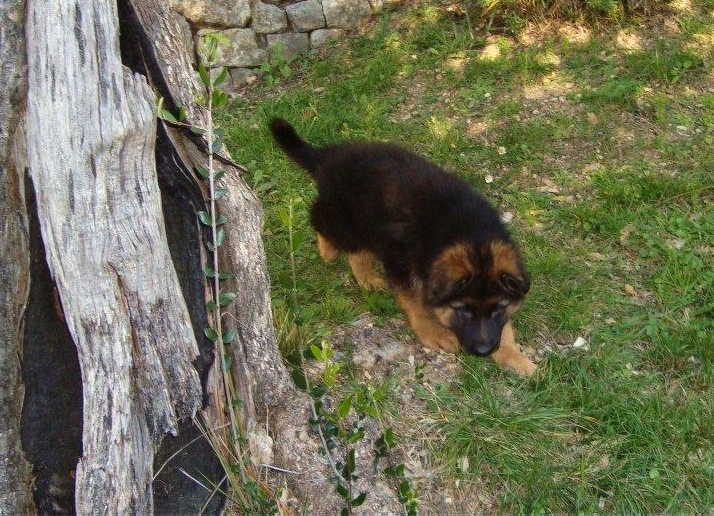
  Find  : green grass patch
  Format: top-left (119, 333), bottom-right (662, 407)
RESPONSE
top-left (220, 0), bottom-right (714, 512)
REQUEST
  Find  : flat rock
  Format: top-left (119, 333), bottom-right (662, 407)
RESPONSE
top-left (310, 28), bottom-right (344, 48)
top-left (251, 2), bottom-right (288, 34)
top-left (170, 0), bottom-right (250, 28)
top-left (286, 0), bottom-right (326, 32)
top-left (199, 28), bottom-right (267, 68)
top-left (322, 0), bottom-right (372, 29)
top-left (266, 33), bottom-right (310, 61)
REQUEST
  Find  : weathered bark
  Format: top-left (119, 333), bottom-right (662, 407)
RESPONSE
top-left (25, 0), bottom-right (201, 513)
top-left (0, 0), bottom-right (35, 513)
top-left (122, 1), bottom-right (342, 512)
top-left (1, 0), bottom-right (343, 513)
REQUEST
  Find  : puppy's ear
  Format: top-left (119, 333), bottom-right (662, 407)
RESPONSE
top-left (499, 273), bottom-right (530, 297)
top-left (427, 244), bottom-right (476, 303)
top-left (490, 240), bottom-right (530, 298)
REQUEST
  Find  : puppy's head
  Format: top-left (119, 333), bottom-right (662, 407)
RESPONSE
top-left (427, 240), bottom-right (530, 356)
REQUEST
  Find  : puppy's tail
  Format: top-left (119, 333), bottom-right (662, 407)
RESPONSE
top-left (269, 118), bottom-right (319, 175)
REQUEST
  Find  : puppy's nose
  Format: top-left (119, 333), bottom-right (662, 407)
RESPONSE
top-left (470, 338), bottom-right (499, 357)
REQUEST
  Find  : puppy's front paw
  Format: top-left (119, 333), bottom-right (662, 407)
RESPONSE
top-left (491, 349), bottom-right (537, 377)
top-left (419, 326), bottom-right (460, 354)
top-left (507, 357), bottom-right (537, 377)
top-left (356, 275), bottom-right (386, 291)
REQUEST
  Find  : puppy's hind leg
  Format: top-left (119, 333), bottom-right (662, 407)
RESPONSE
top-left (317, 233), bottom-right (340, 262)
top-left (490, 322), bottom-right (536, 377)
top-left (348, 250), bottom-right (386, 290)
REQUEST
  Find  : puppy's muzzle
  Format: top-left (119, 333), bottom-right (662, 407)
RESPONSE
top-left (451, 312), bottom-right (507, 357)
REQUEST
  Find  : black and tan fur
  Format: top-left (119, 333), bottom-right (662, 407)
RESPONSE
top-left (270, 118), bottom-right (536, 376)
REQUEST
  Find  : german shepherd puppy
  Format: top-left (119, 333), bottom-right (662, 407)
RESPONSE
top-left (270, 119), bottom-right (536, 376)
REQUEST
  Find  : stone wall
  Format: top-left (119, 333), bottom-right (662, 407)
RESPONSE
top-left (170, 0), bottom-right (386, 89)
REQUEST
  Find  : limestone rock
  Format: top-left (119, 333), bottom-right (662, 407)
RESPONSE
top-left (267, 33), bottom-right (310, 61)
top-left (322, 0), bottom-right (372, 29)
top-left (170, 0), bottom-right (250, 28)
top-left (310, 28), bottom-right (344, 48)
top-left (286, 0), bottom-right (326, 32)
top-left (200, 28), bottom-right (268, 68)
top-left (251, 2), bottom-right (288, 34)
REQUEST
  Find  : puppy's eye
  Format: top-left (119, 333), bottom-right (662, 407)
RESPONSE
top-left (453, 277), bottom-right (469, 294)
top-left (490, 300), bottom-right (510, 319)
top-left (450, 302), bottom-right (473, 319)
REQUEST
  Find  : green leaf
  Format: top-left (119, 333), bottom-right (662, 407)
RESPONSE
top-left (352, 493), bottom-right (367, 507)
top-left (345, 429), bottom-right (365, 443)
top-left (291, 231), bottom-right (305, 253)
top-left (216, 227), bottom-right (225, 247)
top-left (160, 109), bottom-right (178, 124)
top-left (337, 394), bottom-right (353, 419)
top-left (219, 292), bottom-right (236, 307)
top-left (223, 328), bottom-right (236, 344)
top-left (196, 165), bottom-right (210, 179)
top-left (346, 449), bottom-right (356, 474)
top-left (215, 215), bottom-right (228, 226)
top-left (197, 211), bottom-right (212, 226)
top-left (310, 385), bottom-right (326, 399)
top-left (218, 271), bottom-right (233, 280)
top-left (277, 207), bottom-right (290, 228)
top-left (203, 266), bottom-right (216, 278)
top-left (190, 126), bottom-right (205, 136)
top-left (214, 171), bottom-right (226, 182)
top-left (213, 188), bottom-right (228, 200)
top-left (399, 480), bottom-right (410, 498)
top-left (321, 362), bottom-right (341, 389)
top-left (335, 484), bottom-right (349, 498)
top-left (309, 344), bottom-right (323, 360)
top-left (212, 90), bottom-right (228, 108)
top-left (213, 67), bottom-right (229, 87)
top-left (223, 353), bottom-right (232, 369)
top-left (204, 327), bottom-right (218, 342)
top-left (206, 241), bottom-right (215, 252)
top-left (211, 137), bottom-right (223, 154)
top-left (177, 106), bottom-right (187, 123)
top-left (198, 62), bottom-right (210, 87)
top-left (206, 300), bottom-right (217, 311)
top-left (204, 37), bottom-right (219, 63)
top-left (384, 427), bottom-right (394, 446)
top-left (291, 367), bottom-right (307, 390)
top-left (324, 420), bottom-right (338, 438)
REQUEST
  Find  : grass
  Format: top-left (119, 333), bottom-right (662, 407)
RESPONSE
top-left (220, 0), bottom-right (714, 513)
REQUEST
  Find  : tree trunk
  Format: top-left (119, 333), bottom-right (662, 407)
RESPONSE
top-left (1, 0), bottom-right (341, 514)
top-left (0, 0), bottom-right (34, 513)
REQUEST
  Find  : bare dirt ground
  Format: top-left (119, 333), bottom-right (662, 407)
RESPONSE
top-left (314, 314), bottom-right (560, 515)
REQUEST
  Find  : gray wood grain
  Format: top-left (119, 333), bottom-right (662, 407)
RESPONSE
top-left (25, 0), bottom-right (200, 512)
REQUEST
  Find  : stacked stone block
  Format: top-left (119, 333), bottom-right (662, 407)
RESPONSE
top-left (170, 0), bottom-right (384, 88)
